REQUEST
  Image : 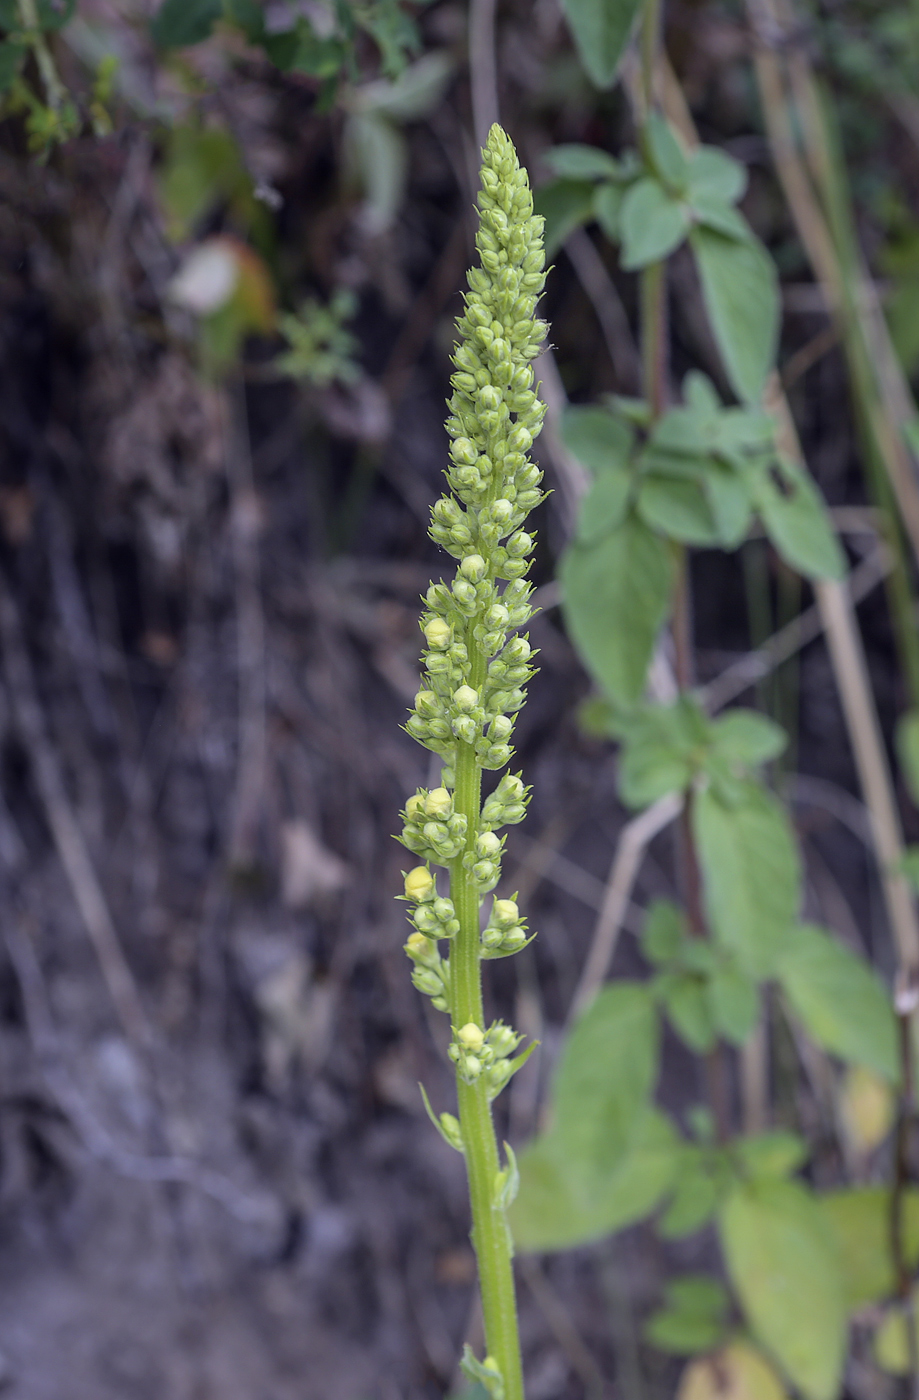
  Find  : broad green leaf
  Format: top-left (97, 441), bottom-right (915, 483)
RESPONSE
top-left (875, 1295), bottom-right (919, 1375)
top-left (709, 965), bottom-right (759, 1045)
top-left (693, 781), bottom-right (800, 978)
top-left (561, 405), bottom-right (633, 475)
top-left (690, 196), bottom-right (751, 242)
top-left (560, 513), bottom-right (674, 707)
top-left (710, 710), bottom-right (787, 768)
top-left (839, 1064), bottom-right (895, 1155)
top-left (720, 1179), bottom-right (847, 1400)
top-left (735, 1131), bottom-right (808, 1181)
top-left (751, 456), bottom-right (845, 580)
top-left (151, 0), bottom-right (220, 47)
top-left (560, 0), bottom-right (643, 88)
top-left (705, 463), bottom-right (754, 546)
top-left (0, 38), bottom-right (25, 94)
top-left (159, 125), bottom-right (258, 243)
top-left (658, 1157), bottom-right (722, 1238)
top-left (643, 899), bottom-right (687, 964)
top-left (687, 146), bottom-right (747, 204)
top-left (777, 923), bottom-right (898, 1081)
top-left (617, 698), bottom-right (708, 808)
top-left (661, 974), bottom-right (717, 1052)
top-left (637, 474), bottom-right (721, 546)
top-left (552, 982), bottom-right (659, 1165)
top-left (543, 143), bottom-right (622, 180)
top-left (594, 183), bottom-right (623, 240)
top-left (646, 113), bottom-right (690, 191)
top-left (650, 405), bottom-right (715, 456)
top-left (646, 1276), bottom-right (729, 1355)
top-left (510, 1108), bottom-right (677, 1251)
top-left (621, 178), bottom-right (690, 270)
top-left (690, 226), bottom-right (779, 405)
top-left (355, 52), bottom-right (453, 121)
top-left (678, 1343), bottom-right (788, 1400)
top-left (896, 709), bottom-right (919, 808)
top-left (819, 1187), bottom-right (919, 1310)
top-left (534, 178), bottom-right (597, 257)
top-left (575, 468), bottom-right (631, 544)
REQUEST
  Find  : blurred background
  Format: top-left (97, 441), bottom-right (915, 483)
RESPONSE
top-left (0, 0), bottom-right (915, 1396)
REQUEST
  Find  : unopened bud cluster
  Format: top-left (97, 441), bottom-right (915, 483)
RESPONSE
top-left (404, 124), bottom-right (547, 780)
top-left (449, 1019), bottom-right (524, 1097)
top-left (398, 128), bottom-right (547, 1132)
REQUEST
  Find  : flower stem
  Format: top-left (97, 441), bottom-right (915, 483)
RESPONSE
top-left (450, 642), bottom-right (525, 1400)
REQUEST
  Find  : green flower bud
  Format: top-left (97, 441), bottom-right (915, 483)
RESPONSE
top-left (492, 898), bottom-right (519, 929)
top-left (460, 554), bottom-right (487, 583)
top-left (453, 685), bottom-right (479, 712)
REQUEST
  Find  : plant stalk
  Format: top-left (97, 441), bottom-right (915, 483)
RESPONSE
top-left (450, 642), bottom-right (524, 1400)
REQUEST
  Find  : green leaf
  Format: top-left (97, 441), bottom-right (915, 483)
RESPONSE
top-left (151, 0), bottom-right (221, 48)
top-left (575, 469), bottom-right (631, 545)
top-left (720, 1179), bottom-right (847, 1400)
top-left (693, 780), bottom-right (800, 978)
top-left (511, 1108), bottom-right (678, 1251)
top-left (645, 1276), bottom-right (730, 1355)
top-left (0, 38), bottom-right (25, 94)
top-left (534, 178), bottom-right (596, 257)
top-left (345, 111), bottom-right (408, 234)
top-left (690, 196), bottom-right (751, 241)
top-left (621, 178), bottom-right (690, 270)
top-left (543, 143), bottom-right (622, 180)
top-left (688, 146), bottom-right (747, 203)
top-left (896, 709), bottom-right (919, 808)
top-left (552, 982), bottom-right (659, 1166)
top-left (617, 698), bottom-right (707, 808)
top-left (751, 456), bottom-right (846, 581)
top-left (37, 0), bottom-right (75, 29)
top-left (646, 113), bottom-right (690, 191)
top-left (819, 1187), bottom-right (919, 1311)
top-left (735, 1131), bottom-right (808, 1181)
top-left (594, 183), bottom-right (623, 240)
top-left (875, 1294), bottom-right (919, 1375)
top-left (560, 0), bottom-right (643, 89)
top-left (561, 404), bottom-right (633, 475)
top-left (658, 1154), bottom-right (723, 1238)
top-left (355, 51), bottom-right (453, 121)
top-left (709, 965), bottom-right (759, 1045)
top-left (710, 710), bottom-right (787, 768)
top-left (643, 900), bottom-right (687, 964)
top-left (637, 473), bottom-right (721, 546)
top-left (690, 226), bottom-right (779, 405)
top-left (777, 924), bottom-right (898, 1081)
top-left (560, 513), bottom-right (675, 707)
top-left (661, 974), bottom-right (717, 1052)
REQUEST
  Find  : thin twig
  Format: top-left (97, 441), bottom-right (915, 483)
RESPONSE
top-left (569, 795), bottom-right (682, 1022)
top-left (564, 228), bottom-right (642, 393)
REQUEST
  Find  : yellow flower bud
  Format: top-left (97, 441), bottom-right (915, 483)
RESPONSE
top-left (423, 618), bottom-right (452, 649)
top-left (406, 931), bottom-right (429, 954)
top-left (424, 787), bottom-right (452, 819)
top-left (405, 794), bottom-right (424, 820)
top-left (458, 1022), bottom-right (485, 1052)
top-left (493, 898), bottom-right (519, 928)
top-left (404, 867), bottom-right (435, 902)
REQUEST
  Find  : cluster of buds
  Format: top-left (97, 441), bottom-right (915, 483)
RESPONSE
top-left (481, 772), bottom-right (530, 831)
top-left (481, 897), bottom-right (530, 959)
top-left (404, 930), bottom-right (450, 1013)
top-left (448, 1020), bottom-right (525, 1097)
top-left (400, 787), bottom-right (467, 866)
top-left (404, 124), bottom-right (547, 773)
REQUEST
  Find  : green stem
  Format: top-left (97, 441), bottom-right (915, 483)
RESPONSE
top-left (451, 642), bottom-right (524, 1400)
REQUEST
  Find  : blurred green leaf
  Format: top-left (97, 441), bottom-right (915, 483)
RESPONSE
top-left (820, 1187), bottom-right (919, 1311)
top-left (534, 177), bottom-right (596, 256)
top-left (560, 513), bottom-right (674, 706)
top-left (750, 456), bottom-right (846, 580)
top-left (561, 0), bottom-right (643, 89)
top-left (690, 226), bottom-right (779, 405)
top-left (621, 177), bottom-right (690, 270)
top-left (542, 143), bottom-right (622, 180)
top-left (645, 1276), bottom-right (730, 1355)
top-left (151, 0), bottom-right (221, 48)
top-left (777, 924), bottom-right (898, 1081)
top-left (720, 1179), bottom-right (847, 1400)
